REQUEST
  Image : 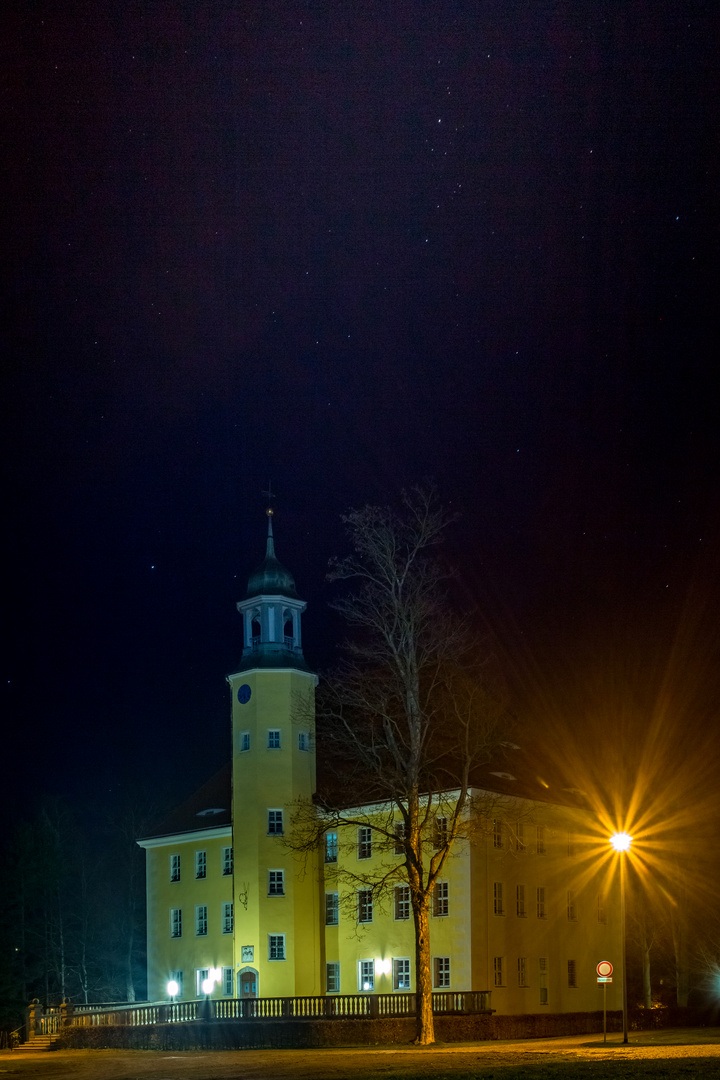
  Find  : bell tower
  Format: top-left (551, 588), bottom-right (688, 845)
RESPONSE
top-left (227, 508), bottom-right (319, 998)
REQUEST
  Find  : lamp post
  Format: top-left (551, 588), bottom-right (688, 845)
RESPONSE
top-left (610, 832), bottom-right (632, 1044)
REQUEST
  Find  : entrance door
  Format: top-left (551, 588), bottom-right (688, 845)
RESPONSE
top-left (239, 967), bottom-right (258, 998)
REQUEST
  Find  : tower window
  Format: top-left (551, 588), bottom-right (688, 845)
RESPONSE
top-left (251, 617), bottom-right (261, 647)
top-left (268, 870), bottom-right (285, 896)
top-left (268, 934), bottom-right (286, 961)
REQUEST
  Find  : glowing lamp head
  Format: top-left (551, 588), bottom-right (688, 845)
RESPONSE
top-left (201, 978), bottom-right (214, 995)
top-left (610, 832), bottom-right (633, 852)
top-left (166, 980), bottom-right (179, 998)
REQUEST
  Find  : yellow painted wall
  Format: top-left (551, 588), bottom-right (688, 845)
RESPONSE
top-left (229, 666), bottom-right (320, 998)
top-left (142, 829), bottom-right (233, 1001)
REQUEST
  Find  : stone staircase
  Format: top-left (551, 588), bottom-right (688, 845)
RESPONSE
top-left (14, 1033), bottom-right (61, 1052)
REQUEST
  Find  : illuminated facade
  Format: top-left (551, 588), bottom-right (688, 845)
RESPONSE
top-left (139, 518), bottom-right (621, 1014)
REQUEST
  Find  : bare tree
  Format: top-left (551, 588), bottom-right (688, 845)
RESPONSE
top-left (291, 486), bottom-right (512, 1044)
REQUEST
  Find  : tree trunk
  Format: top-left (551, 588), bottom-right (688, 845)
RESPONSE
top-left (642, 942), bottom-right (652, 1009)
top-left (412, 896), bottom-right (434, 1044)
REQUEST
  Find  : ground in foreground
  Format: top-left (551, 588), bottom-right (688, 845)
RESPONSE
top-left (2, 1028), bottom-right (720, 1080)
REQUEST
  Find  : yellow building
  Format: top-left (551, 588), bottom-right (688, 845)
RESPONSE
top-left (139, 516), bottom-right (620, 1015)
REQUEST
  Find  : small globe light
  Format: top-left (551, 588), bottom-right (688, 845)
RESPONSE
top-left (201, 978), bottom-right (214, 995)
top-left (166, 980), bottom-right (179, 998)
top-left (610, 832), bottom-right (633, 852)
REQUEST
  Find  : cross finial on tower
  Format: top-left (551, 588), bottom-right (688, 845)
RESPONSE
top-left (261, 481), bottom-right (276, 518)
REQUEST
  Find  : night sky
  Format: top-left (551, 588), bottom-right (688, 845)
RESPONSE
top-left (3, 2), bottom-right (718, 824)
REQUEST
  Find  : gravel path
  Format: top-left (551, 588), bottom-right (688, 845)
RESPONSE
top-left (3, 1029), bottom-right (720, 1079)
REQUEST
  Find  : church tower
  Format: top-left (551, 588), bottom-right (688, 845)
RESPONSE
top-left (227, 510), bottom-right (320, 998)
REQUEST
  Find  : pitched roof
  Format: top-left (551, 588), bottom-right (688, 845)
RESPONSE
top-left (139, 763), bottom-right (231, 840)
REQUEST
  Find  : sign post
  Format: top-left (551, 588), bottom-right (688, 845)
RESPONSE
top-left (596, 962), bottom-right (614, 1042)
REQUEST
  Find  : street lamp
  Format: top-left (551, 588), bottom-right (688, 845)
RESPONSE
top-left (610, 832), bottom-right (633, 1044)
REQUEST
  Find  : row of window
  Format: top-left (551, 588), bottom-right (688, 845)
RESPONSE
top-left (493, 884), bottom-right (607, 923)
top-left (324, 883), bottom-right (449, 926)
top-left (324, 821), bottom-right (447, 865)
top-left (170, 848), bottom-right (233, 883)
top-left (238, 730), bottom-right (310, 752)
top-left (325, 957), bottom-right (450, 993)
top-left (169, 956), bottom-right (455, 995)
top-left (324, 821), bottom-right (574, 862)
top-left (170, 904), bottom-right (233, 938)
top-left (493, 956), bottom-right (577, 996)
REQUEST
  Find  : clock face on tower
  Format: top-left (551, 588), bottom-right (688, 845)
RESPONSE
top-left (237, 684), bottom-right (252, 705)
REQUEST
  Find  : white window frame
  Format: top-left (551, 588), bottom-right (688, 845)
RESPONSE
top-left (358, 959), bottom-right (374, 992)
top-left (169, 969), bottom-right (183, 998)
top-left (170, 908), bottom-right (182, 938)
top-left (433, 881), bottom-right (449, 917)
top-left (268, 809), bottom-right (284, 835)
top-left (537, 886), bottom-right (547, 918)
top-left (326, 961), bottom-right (340, 993)
top-left (393, 958), bottom-right (411, 990)
top-left (394, 885), bottom-right (410, 920)
top-left (394, 822), bottom-right (405, 854)
top-left (357, 889), bottom-right (373, 923)
top-left (434, 816), bottom-right (448, 849)
top-left (357, 826), bottom-right (372, 859)
top-left (298, 731), bottom-right (310, 751)
top-left (268, 934), bottom-right (286, 961)
top-left (221, 901), bottom-right (233, 934)
top-left (196, 968), bottom-right (210, 996)
top-left (325, 892), bottom-right (339, 925)
top-left (195, 905), bottom-right (208, 936)
top-left (433, 956), bottom-right (450, 988)
top-left (170, 854), bottom-right (181, 882)
top-left (493, 819), bottom-right (504, 849)
top-left (223, 967), bottom-right (234, 995)
top-left (195, 850), bottom-right (207, 879)
top-left (222, 846), bottom-right (233, 876)
top-left (268, 870), bottom-right (285, 896)
top-left (516, 884), bottom-right (527, 917)
top-left (516, 822), bottom-right (526, 851)
top-left (267, 729), bottom-right (281, 749)
top-left (518, 957), bottom-right (528, 987)
top-left (493, 881), bottom-right (504, 916)
top-left (239, 731), bottom-right (250, 752)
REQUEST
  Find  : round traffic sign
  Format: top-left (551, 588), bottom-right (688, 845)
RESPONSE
top-left (597, 960), bottom-right (613, 977)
